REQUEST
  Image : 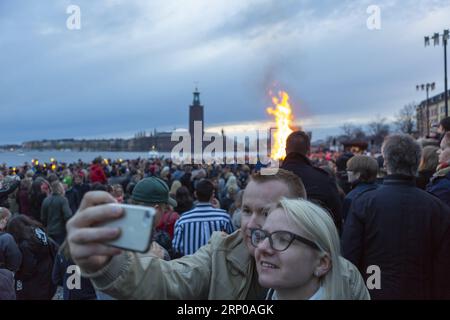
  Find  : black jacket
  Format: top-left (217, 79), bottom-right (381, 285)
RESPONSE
top-left (342, 175), bottom-right (450, 299)
top-left (281, 153), bottom-right (343, 232)
top-left (29, 193), bottom-right (47, 223)
top-left (416, 169), bottom-right (434, 190)
top-left (65, 188), bottom-right (81, 216)
top-left (342, 182), bottom-right (378, 222)
top-left (15, 228), bottom-right (56, 300)
top-left (70, 183), bottom-right (91, 212)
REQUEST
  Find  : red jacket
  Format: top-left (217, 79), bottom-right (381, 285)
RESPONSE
top-left (89, 164), bottom-right (107, 184)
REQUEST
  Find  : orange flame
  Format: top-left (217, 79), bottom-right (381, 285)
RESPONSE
top-left (266, 91), bottom-right (294, 160)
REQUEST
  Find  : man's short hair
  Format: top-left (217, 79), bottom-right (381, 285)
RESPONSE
top-left (346, 155), bottom-right (379, 183)
top-left (250, 169), bottom-right (307, 199)
top-left (195, 179), bottom-right (215, 202)
top-left (382, 134), bottom-right (422, 176)
top-left (286, 131), bottom-right (311, 156)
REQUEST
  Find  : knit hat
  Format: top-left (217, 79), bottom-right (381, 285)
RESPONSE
top-left (132, 177), bottom-right (177, 207)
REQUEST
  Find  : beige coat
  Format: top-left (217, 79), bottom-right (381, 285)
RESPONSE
top-left (73, 231), bottom-right (370, 300)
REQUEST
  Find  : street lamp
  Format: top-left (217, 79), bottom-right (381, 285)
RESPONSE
top-left (416, 83), bottom-right (436, 137)
top-left (425, 29), bottom-right (449, 117)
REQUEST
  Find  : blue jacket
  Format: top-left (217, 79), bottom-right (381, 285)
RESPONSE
top-left (426, 169), bottom-right (450, 207)
top-left (343, 182), bottom-right (378, 222)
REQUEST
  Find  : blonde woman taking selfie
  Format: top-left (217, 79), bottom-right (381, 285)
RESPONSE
top-left (251, 198), bottom-right (370, 300)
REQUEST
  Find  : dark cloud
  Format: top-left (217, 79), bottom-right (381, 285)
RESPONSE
top-left (0, 0), bottom-right (449, 144)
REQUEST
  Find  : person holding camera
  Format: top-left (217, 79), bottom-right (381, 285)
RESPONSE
top-left (252, 198), bottom-right (369, 300)
top-left (63, 169), bottom-right (368, 299)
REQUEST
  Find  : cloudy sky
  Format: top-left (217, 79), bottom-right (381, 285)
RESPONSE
top-left (1, 0), bottom-right (449, 144)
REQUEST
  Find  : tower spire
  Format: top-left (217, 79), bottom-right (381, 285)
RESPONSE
top-left (189, 85), bottom-right (204, 163)
top-left (193, 86), bottom-right (201, 106)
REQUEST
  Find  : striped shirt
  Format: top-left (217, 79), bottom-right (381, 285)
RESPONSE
top-left (172, 203), bottom-right (234, 256)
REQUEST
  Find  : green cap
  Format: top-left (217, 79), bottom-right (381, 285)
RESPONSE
top-left (132, 177), bottom-right (177, 207)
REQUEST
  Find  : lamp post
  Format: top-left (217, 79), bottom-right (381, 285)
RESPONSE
top-left (425, 30), bottom-right (449, 117)
top-left (416, 83), bottom-right (436, 137)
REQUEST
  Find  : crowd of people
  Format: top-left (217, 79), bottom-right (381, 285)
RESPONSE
top-left (1, 124), bottom-right (450, 300)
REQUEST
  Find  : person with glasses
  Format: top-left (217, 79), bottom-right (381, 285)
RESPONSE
top-left (63, 169), bottom-right (308, 299)
top-left (252, 198), bottom-right (370, 300)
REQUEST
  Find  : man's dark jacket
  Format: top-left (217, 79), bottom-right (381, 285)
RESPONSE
top-left (342, 181), bottom-right (378, 222)
top-left (342, 175), bottom-right (450, 299)
top-left (281, 152), bottom-right (343, 232)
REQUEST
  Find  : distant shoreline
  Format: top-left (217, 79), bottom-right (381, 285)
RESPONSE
top-left (0, 150), bottom-right (165, 167)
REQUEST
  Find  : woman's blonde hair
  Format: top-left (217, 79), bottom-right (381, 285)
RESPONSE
top-left (170, 180), bottom-right (182, 197)
top-left (418, 146), bottom-right (439, 172)
top-left (275, 198), bottom-right (345, 299)
top-left (50, 181), bottom-right (65, 196)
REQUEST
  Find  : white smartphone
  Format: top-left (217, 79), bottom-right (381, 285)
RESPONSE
top-left (100, 203), bottom-right (156, 253)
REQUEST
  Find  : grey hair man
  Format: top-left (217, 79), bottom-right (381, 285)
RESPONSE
top-left (382, 134), bottom-right (422, 176)
top-left (342, 134), bottom-right (450, 299)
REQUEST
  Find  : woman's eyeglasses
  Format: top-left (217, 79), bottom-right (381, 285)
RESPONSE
top-left (250, 228), bottom-right (320, 252)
